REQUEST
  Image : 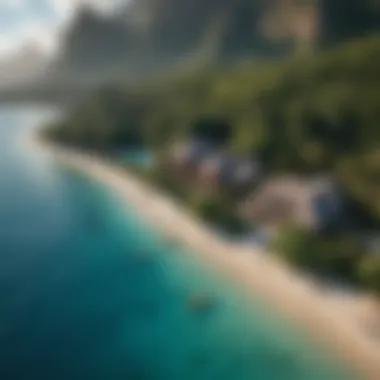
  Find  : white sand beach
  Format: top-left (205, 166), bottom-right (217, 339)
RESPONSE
top-left (30, 137), bottom-right (380, 380)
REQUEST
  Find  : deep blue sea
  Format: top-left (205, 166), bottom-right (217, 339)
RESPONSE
top-left (0, 107), bottom-right (358, 380)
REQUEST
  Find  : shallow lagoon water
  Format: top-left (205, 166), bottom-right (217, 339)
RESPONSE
top-left (0, 107), bottom-right (357, 380)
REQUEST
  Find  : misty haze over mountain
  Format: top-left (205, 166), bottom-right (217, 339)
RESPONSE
top-left (0, 44), bottom-right (50, 88)
top-left (0, 0), bottom-right (379, 89)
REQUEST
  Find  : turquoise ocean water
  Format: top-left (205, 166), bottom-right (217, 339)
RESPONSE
top-left (0, 107), bottom-right (358, 380)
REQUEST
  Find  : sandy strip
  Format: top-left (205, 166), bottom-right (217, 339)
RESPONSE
top-left (31, 138), bottom-right (380, 380)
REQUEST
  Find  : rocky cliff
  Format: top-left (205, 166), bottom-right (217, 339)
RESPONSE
top-left (50, 0), bottom-right (380, 83)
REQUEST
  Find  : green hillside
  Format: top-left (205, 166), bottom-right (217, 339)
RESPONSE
top-left (48, 34), bottom-right (380, 219)
top-left (49, 0), bottom-right (380, 82)
top-left (46, 34), bottom-right (380, 293)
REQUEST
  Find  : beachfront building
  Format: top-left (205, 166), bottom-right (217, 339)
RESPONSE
top-left (239, 175), bottom-right (345, 233)
top-left (199, 153), bottom-right (262, 196)
top-left (168, 138), bottom-right (216, 175)
top-left (168, 138), bottom-right (263, 197)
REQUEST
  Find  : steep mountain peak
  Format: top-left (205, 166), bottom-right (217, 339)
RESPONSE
top-left (50, 4), bottom-right (135, 85)
top-left (46, 0), bottom-right (380, 84)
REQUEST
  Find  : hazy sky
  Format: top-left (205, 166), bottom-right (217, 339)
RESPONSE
top-left (0, 0), bottom-right (128, 56)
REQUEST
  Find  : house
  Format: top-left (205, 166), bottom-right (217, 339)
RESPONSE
top-left (311, 177), bottom-right (346, 230)
top-left (221, 156), bottom-right (261, 190)
top-left (198, 153), bottom-right (261, 195)
top-left (168, 138), bottom-right (216, 175)
top-left (168, 138), bottom-right (262, 197)
top-left (239, 175), bottom-right (345, 232)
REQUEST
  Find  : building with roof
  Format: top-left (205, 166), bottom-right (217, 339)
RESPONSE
top-left (239, 175), bottom-right (345, 232)
top-left (170, 138), bottom-right (215, 169)
top-left (198, 153), bottom-right (262, 195)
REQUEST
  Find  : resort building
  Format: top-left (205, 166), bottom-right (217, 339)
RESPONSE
top-left (168, 137), bottom-right (263, 197)
top-left (169, 138), bottom-right (216, 170)
top-left (239, 175), bottom-right (345, 233)
top-left (199, 153), bottom-right (262, 196)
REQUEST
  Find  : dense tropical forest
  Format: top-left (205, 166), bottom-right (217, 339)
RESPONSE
top-left (45, 34), bottom-right (380, 293)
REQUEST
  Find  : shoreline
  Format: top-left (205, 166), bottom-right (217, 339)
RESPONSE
top-left (30, 136), bottom-right (380, 379)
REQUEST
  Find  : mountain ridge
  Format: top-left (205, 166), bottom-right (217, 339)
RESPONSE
top-left (3, 0), bottom-right (380, 87)
top-left (53, 0), bottom-right (379, 83)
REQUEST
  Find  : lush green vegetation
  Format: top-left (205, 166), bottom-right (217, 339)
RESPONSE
top-left (46, 34), bottom-right (380, 294)
top-left (271, 226), bottom-right (364, 282)
top-left (271, 226), bottom-right (380, 294)
top-left (45, 87), bottom-right (151, 150)
top-left (356, 255), bottom-right (380, 294)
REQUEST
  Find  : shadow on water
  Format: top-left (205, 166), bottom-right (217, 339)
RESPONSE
top-left (187, 293), bottom-right (218, 316)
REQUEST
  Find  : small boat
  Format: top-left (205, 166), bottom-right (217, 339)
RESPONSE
top-left (130, 250), bottom-right (152, 265)
top-left (188, 293), bottom-right (216, 313)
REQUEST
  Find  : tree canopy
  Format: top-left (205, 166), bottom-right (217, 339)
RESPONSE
top-left (46, 33), bottom-right (380, 293)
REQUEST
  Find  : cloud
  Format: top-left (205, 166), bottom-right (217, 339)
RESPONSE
top-left (0, 0), bottom-right (26, 10)
top-left (49, 0), bottom-right (127, 21)
top-left (0, 0), bottom-right (129, 56)
top-left (0, 19), bottom-right (58, 55)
